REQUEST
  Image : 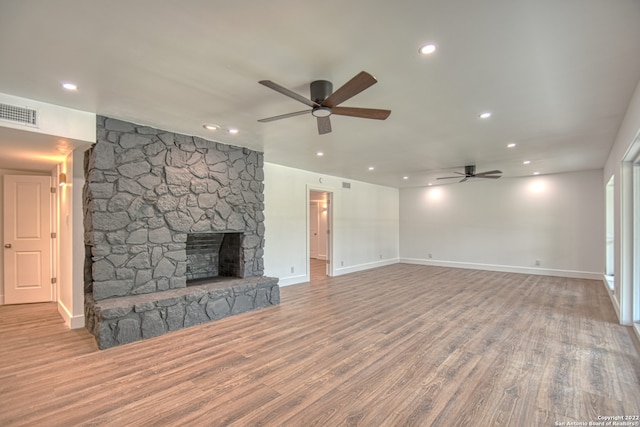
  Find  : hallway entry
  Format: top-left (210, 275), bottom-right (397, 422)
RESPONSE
top-left (309, 190), bottom-right (331, 281)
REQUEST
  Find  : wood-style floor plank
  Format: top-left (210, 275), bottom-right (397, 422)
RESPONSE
top-left (1, 263), bottom-right (639, 426)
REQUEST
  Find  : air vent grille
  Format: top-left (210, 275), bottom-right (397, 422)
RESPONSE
top-left (0, 103), bottom-right (38, 127)
top-left (342, 182), bottom-right (351, 189)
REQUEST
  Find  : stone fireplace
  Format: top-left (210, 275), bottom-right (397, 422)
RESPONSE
top-left (83, 116), bottom-right (279, 349)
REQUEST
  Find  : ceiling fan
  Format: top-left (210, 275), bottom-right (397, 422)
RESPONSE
top-left (258, 71), bottom-right (391, 135)
top-left (437, 165), bottom-right (503, 183)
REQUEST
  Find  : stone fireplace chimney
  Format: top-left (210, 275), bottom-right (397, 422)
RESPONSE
top-left (83, 117), bottom-right (278, 349)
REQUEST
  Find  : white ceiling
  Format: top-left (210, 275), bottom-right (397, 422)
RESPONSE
top-left (1, 0), bottom-right (639, 186)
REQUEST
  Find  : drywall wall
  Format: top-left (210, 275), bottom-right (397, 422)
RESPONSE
top-left (603, 78), bottom-right (640, 325)
top-left (605, 79), bottom-right (640, 178)
top-left (56, 149), bottom-right (86, 328)
top-left (263, 163), bottom-right (399, 286)
top-left (399, 170), bottom-right (604, 278)
top-left (0, 92), bottom-right (95, 142)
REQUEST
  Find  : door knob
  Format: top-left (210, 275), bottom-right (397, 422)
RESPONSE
top-left (4, 244), bottom-right (11, 248)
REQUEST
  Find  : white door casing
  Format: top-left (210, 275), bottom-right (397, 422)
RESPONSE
top-left (3, 175), bottom-right (52, 304)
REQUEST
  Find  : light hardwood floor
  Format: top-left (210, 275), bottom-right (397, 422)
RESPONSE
top-left (1, 264), bottom-right (639, 426)
top-left (310, 258), bottom-right (327, 282)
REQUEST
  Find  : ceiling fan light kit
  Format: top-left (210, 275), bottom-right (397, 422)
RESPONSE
top-left (311, 106), bottom-right (331, 118)
top-left (258, 71), bottom-right (391, 135)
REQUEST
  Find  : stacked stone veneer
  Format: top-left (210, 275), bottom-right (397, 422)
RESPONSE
top-left (84, 116), bottom-right (279, 349)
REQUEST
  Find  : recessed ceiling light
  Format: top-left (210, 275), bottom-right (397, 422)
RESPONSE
top-left (403, 176), bottom-right (409, 180)
top-left (203, 124), bottom-right (220, 131)
top-left (479, 112), bottom-right (492, 119)
top-left (419, 44), bottom-right (437, 55)
top-left (228, 128), bottom-right (239, 134)
top-left (533, 171), bottom-right (540, 175)
top-left (368, 166), bottom-right (375, 171)
top-left (507, 143), bottom-right (516, 148)
top-left (316, 151), bottom-right (324, 157)
top-left (62, 82), bottom-right (77, 91)
top-left (428, 183), bottom-right (433, 186)
top-left (523, 160), bottom-right (531, 165)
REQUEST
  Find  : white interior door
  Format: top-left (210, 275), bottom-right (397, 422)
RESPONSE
top-left (310, 202), bottom-right (319, 259)
top-left (3, 175), bottom-right (52, 304)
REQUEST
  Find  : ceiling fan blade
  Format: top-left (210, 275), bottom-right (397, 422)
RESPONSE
top-left (474, 170), bottom-right (503, 177)
top-left (437, 176), bottom-right (461, 180)
top-left (259, 80), bottom-right (319, 108)
top-left (322, 71), bottom-right (377, 108)
top-left (331, 106), bottom-right (391, 120)
top-left (475, 175), bottom-right (501, 179)
top-left (460, 177), bottom-right (469, 183)
top-left (317, 116), bottom-right (332, 134)
top-left (258, 110), bottom-right (311, 122)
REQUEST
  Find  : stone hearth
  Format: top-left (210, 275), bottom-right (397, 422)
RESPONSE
top-left (83, 116), bottom-right (279, 349)
top-left (85, 276), bottom-right (279, 349)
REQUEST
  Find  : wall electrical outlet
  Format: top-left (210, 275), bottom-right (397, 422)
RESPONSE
top-left (290, 266), bottom-right (294, 273)
top-left (535, 259), bottom-right (540, 266)
top-left (341, 261), bottom-right (344, 266)
top-left (428, 253), bottom-right (433, 259)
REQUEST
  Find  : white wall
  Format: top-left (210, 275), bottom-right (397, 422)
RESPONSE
top-left (263, 162), bottom-right (400, 286)
top-left (603, 79), bottom-right (640, 325)
top-left (0, 92), bottom-right (95, 142)
top-left (399, 170), bottom-right (604, 279)
top-left (56, 149), bottom-right (86, 328)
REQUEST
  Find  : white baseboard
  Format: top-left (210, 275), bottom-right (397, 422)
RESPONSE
top-left (277, 274), bottom-right (309, 287)
top-left (400, 258), bottom-right (602, 280)
top-left (634, 323), bottom-right (640, 345)
top-left (334, 258), bottom-right (399, 276)
top-left (57, 300), bottom-right (85, 329)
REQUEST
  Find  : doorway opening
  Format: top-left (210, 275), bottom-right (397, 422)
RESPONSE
top-left (309, 189), bottom-right (332, 282)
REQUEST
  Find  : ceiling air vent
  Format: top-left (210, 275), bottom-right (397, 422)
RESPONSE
top-left (342, 182), bottom-right (351, 189)
top-left (0, 103), bottom-right (38, 127)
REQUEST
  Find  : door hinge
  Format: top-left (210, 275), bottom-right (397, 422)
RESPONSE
top-left (51, 278), bottom-right (57, 284)
top-left (50, 187), bottom-right (57, 194)
top-left (51, 232), bottom-right (57, 238)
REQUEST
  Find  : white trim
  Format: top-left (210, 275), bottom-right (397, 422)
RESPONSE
top-left (619, 161), bottom-right (634, 324)
top-left (334, 258), bottom-right (399, 276)
top-left (634, 323), bottom-right (640, 344)
top-left (57, 300), bottom-right (84, 329)
top-left (400, 258), bottom-right (602, 280)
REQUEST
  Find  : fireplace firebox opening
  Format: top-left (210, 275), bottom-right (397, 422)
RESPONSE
top-left (186, 232), bottom-right (244, 284)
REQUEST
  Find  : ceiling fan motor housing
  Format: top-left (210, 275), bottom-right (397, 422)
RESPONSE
top-left (310, 80), bottom-right (333, 103)
top-left (465, 165), bottom-right (476, 176)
